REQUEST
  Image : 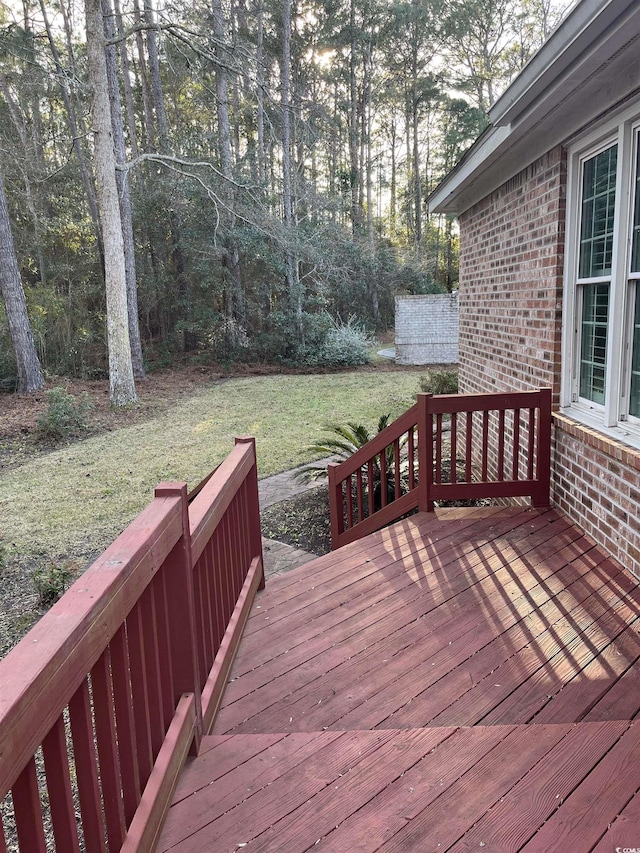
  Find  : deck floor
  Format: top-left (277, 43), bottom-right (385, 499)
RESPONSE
top-left (158, 506), bottom-right (640, 851)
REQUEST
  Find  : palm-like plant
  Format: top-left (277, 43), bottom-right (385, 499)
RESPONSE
top-left (295, 415), bottom-right (392, 484)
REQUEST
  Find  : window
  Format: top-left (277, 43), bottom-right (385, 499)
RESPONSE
top-left (563, 108), bottom-right (640, 443)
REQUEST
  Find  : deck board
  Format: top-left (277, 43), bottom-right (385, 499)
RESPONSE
top-left (158, 507), bottom-right (640, 852)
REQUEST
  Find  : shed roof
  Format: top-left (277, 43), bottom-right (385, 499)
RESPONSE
top-left (429, 0), bottom-right (640, 215)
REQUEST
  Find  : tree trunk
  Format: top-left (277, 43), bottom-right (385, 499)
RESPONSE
top-left (85, 0), bottom-right (137, 405)
top-left (0, 165), bottom-right (44, 393)
top-left (113, 0), bottom-right (139, 157)
top-left (40, 0), bottom-right (105, 272)
top-left (212, 0), bottom-right (244, 340)
top-left (0, 78), bottom-right (47, 290)
top-left (281, 0), bottom-right (302, 344)
top-left (349, 0), bottom-right (361, 234)
top-left (132, 0), bottom-right (156, 150)
top-left (256, 0), bottom-right (265, 187)
top-left (103, 0), bottom-right (145, 378)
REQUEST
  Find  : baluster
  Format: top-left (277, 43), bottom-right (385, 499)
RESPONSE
top-left (91, 652), bottom-right (127, 850)
top-left (367, 460), bottom-right (375, 516)
top-left (380, 449), bottom-right (388, 507)
top-left (69, 680), bottom-right (107, 852)
top-left (482, 410), bottom-right (489, 481)
top-left (153, 576), bottom-right (175, 729)
top-left (394, 438), bottom-right (401, 500)
top-left (42, 716), bottom-right (81, 852)
top-left (512, 408), bottom-right (521, 480)
top-left (346, 474), bottom-right (353, 530)
top-left (498, 409), bottom-right (506, 481)
top-left (12, 757), bottom-right (47, 853)
top-left (138, 585), bottom-right (164, 758)
top-left (110, 625), bottom-right (141, 825)
top-left (528, 407), bottom-right (535, 480)
top-left (408, 427), bottom-right (415, 490)
top-left (356, 468), bottom-right (364, 523)
top-left (126, 606), bottom-right (154, 787)
top-left (465, 411), bottom-right (473, 482)
top-left (435, 414), bottom-right (442, 483)
top-left (211, 528), bottom-right (227, 654)
top-left (450, 413), bottom-right (457, 484)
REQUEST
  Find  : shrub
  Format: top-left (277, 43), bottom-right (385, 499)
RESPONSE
top-left (317, 316), bottom-right (374, 367)
top-left (419, 368), bottom-right (459, 396)
top-left (35, 387), bottom-right (91, 441)
top-left (33, 560), bottom-right (80, 608)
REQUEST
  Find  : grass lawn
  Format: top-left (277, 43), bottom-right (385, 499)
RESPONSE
top-left (0, 371), bottom-right (419, 565)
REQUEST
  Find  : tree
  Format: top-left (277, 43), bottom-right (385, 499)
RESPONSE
top-left (85, 0), bottom-right (137, 405)
top-left (103, 0), bottom-right (145, 379)
top-left (0, 162), bottom-right (44, 392)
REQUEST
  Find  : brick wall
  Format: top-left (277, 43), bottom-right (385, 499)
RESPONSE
top-left (457, 146), bottom-right (566, 403)
top-left (457, 144), bottom-right (640, 578)
top-left (395, 294), bottom-right (459, 365)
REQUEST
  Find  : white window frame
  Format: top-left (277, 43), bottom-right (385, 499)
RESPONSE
top-left (561, 101), bottom-right (640, 447)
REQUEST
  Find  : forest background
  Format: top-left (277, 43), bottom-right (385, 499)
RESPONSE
top-left (0, 0), bottom-right (570, 402)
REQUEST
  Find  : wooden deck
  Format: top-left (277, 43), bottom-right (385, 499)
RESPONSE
top-left (158, 506), bottom-right (640, 852)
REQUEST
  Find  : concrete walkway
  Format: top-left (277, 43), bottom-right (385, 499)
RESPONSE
top-left (258, 458), bottom-right (333, 580)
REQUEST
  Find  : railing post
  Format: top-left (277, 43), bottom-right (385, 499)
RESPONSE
top-left (154, 482), bottom-right (203, 753)
top-left (532, 388), bottom-right (552, 507)
top-left (235, 436), bottom-right (265, 589)
top-left (417, 393), bottom-right (434, 512)
top-left (328, 462), bottom-right (344, 549)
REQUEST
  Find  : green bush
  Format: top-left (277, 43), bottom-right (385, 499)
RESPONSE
top-left (33, 560), bottom-right (79, 608)
top-left (316, 316), bottom-right (374, 367)
top-left (35, 387), bottom-right (91, 441)
top-left (419, 368), bottom-right (459, 395)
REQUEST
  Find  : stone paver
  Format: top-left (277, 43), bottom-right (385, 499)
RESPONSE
top-left (258, 459), bottom-right (331, 509)
top-left (258, 458), bottom-right (333, 578)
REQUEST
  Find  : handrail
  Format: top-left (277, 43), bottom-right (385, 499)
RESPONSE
top-left (328, 404), bottom-right (421, 549)
top-left (328, 389), bottom-right (552, 549)
top-left (0, 437), bottom-right (264, 852)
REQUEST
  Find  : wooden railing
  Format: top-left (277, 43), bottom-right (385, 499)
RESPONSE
top-left (0, 437), bottom-right (264, 853)
top-left (328, 389), bottom-right (552, 549)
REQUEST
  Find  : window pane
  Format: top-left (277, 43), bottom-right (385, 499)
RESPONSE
top-left (631, 132), bottom-right (640, 273)
top-left (579, 283), bottom-right (609, 404)
top-left (579, 145), bottom-right (617, 278)
top-left (630, 286), bottom-right (640, 416)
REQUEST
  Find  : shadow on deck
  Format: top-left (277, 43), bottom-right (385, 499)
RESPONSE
top-left (158, 506), bottom-right (640, 852)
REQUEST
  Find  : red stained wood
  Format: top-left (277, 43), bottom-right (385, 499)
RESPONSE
top-left (247, 727), bottom-right (458, 853)
top-left (447, 720), bottom-right (630, 853)
top-left (91, 650), bottom-right (127, 850)
top-left (110, 625), bottom-right (142, 825)
top-left (591, 783), bottom-right (640, 851)
top-left (42, 716), bottom-right (81, 853)
top-left (0, 493), bottom-right (183, 799)
top-left (68, 680), bottom-right (107, 853)
top-left (159, 506), bottom-right (640, 852)
top-left (331, 390), bottom-right (552, 547)
top-left (121, 693), bottom-right (197, 853)
top-left (12, 757), bottom-right (47, 853)
top-left (200, 556), bottom-right (265, 734)
top-left (518, 721), bottom-right (640, 852)
top-left (158, 731), bottom-right (345, 850)
top-left (188, 440), bottom-right (255, 562)
top-left (319, 725), bottom-right (515, 852)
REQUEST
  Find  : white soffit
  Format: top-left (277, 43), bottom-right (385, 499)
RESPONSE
top-left (429, 0), bottom-right (640, 215)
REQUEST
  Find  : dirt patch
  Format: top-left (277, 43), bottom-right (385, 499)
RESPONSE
top-left (0, 366), bottom-right (230, 470)
top-left (261, 485), bottom-right (332, 556)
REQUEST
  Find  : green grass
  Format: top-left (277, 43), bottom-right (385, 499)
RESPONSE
top-left (0, 371), bottom-right (418, 564)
